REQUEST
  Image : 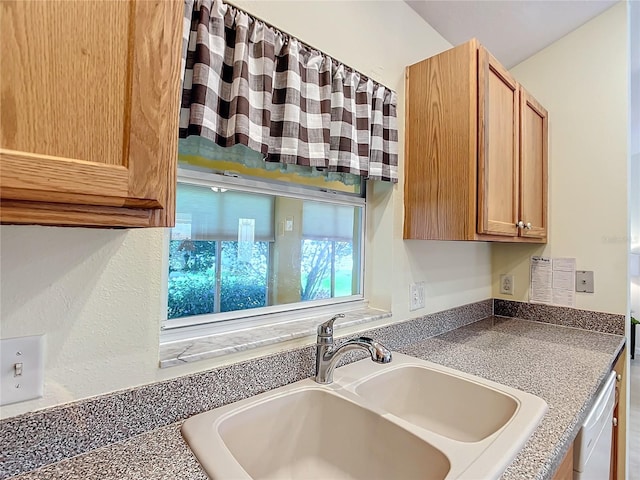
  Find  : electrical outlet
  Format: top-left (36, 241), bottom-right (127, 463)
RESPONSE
top-left (500, 274), bottom-right (514, 295)
top-left (409, 282), bottom-right (426, 311)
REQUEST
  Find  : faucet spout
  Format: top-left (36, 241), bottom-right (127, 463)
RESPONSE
top-left (315, 331), bottom-right (392, 385)
top-left (341, 337), bottom-right (392, 364)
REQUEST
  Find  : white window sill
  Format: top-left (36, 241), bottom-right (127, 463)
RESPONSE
top-left (159, 304), bottom-right (392, 368)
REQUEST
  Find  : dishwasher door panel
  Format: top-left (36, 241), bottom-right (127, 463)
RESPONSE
top-left (573, 371), bottom-right (617, 479)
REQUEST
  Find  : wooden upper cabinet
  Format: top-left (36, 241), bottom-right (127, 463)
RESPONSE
top-left (404, 39), bottom-right (548, 243)
top-left (0, 0), bottom-right (183, 227)
top-left (519, 88), bottom-right (548, 239)
top-left (477, 48), bottom-right (519, 238)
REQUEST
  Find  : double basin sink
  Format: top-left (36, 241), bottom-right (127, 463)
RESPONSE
top-left (182, 352), bottom-right (547, 479)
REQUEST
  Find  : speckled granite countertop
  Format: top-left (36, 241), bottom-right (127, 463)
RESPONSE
top-left (12, 316), bottom-right (623, 480)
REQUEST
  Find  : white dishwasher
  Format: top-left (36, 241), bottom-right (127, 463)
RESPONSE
top-left (573, 371), bottom-right (617, 479)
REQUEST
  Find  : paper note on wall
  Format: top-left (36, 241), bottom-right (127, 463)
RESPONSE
top-left (551, 258), bottom-right (576, 307)
top-left (530, 256), bottom-right (553, 304)
top-left (530, 256), bottom-right (576, 307)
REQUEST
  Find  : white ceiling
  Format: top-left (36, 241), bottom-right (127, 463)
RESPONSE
top-left (406, 0), bottom-right (618, 68)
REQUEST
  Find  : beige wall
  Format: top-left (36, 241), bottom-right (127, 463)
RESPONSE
top-left (0, 1), bottom-right (493, 419)
top-left (492, 2), bottom-right (629, 315)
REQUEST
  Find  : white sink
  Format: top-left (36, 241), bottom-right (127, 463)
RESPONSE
top-left (182, 353), bottom-right (547, 480)
top-left (185, 387), bottom-right (450, 480)
top-left (354, 364), bottom-right (518, 442)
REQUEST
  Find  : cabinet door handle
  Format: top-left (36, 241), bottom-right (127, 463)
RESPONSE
top-left (613, 417), bottom-right (618, 427)
top-left (525, 222), bottom-right (532, 229)
top-left (516, 221), bottom-right (525, 228)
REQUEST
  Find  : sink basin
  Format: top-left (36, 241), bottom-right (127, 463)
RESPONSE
top-left (336, 353), bottom-right (548, 479)
top-left (183, 387), bottom-right (450, 480)
top-left (182, 353), bottom-right (547, 480)
top-left (354, 364), bottom-right (518, 442)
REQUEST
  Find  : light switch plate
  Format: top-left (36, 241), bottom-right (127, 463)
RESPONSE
top-left (576, 271), bottom-right (594, 293)
top-left (1, 335), bottom-right (45, 406)
top-left (285, 217), bottom-right (294, 232)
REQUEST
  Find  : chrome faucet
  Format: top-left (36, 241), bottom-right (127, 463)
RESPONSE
top-left (314, 314), bottom-right (392, 384)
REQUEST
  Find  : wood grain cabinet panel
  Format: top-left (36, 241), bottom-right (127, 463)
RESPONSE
top-left (403, 39), bottom-right (478, 240)
top-left (0, 0), bottom-right (183, 227)
top-left (520, 88), bottom-right (549, 239)
top-left (552, 443), bottom-right (573, 480)
top-left (478, 48), bottom-right (519, 237)
top-left (404, 39), bottom-right (548, 243)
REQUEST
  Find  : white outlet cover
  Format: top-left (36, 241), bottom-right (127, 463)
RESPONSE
top-left (576, 271), bottom-right (594, 293)
top-left (500, 274), bottom-right (514, 295)
top-left (409, 282), bottom-right (426, 311)
top-left (1, 335), bottom-right (45, 406)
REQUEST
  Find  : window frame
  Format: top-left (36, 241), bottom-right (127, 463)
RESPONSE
top-left (161, 167), bottom-right (367, 333)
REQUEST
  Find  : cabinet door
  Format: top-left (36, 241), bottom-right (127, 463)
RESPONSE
top-left (477, 48), bottom-right (519, 237)
top-left (519, 88), bottom-right (548, 239)
top-left (552, 443), bottom-right (573, 480)
top-left (0, 0), bottom-right (182, 227)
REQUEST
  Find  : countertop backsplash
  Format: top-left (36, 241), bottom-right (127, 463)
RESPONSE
top-left (495, 299), bottom-right (625, 335)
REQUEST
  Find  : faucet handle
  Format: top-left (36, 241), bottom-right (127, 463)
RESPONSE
top-left (317, 314), bottom-right (345, 337)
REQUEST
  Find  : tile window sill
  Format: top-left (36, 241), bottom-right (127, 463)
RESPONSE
top-left (159, 305), bottom-right (392, 368)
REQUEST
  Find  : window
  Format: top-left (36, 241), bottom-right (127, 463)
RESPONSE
top-left (164, 161), bottom-right (365, 330)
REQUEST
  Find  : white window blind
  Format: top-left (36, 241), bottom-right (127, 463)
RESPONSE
top-left (176, 183), bottom-right (275, 241)
top-left (302, 201), bottom-right (359, 241)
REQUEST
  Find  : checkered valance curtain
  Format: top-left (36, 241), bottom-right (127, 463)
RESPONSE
top-left (180, 0), bottom-right (399, 183)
